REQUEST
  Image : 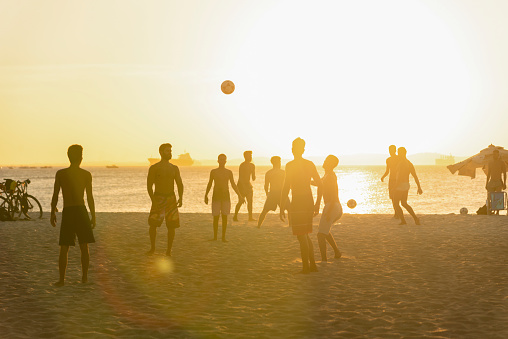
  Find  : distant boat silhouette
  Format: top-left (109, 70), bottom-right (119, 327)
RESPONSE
top-left (148, 153), bottom-right (194, 166)
top-left (106, 165), bottom-right (119, 168)
top-left (435, 155), bottom-right (455, 166)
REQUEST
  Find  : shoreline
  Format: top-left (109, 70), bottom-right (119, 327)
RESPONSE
top-left (1, 213), bottom-right (507, 338)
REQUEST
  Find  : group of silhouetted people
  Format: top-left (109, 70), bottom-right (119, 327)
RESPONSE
top-left (381, 145), bottom-right (423, 225)
top-left (50, 140), bottom-right (433, 284)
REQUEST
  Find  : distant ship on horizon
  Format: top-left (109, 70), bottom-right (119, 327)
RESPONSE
top-left (435, 154), bottom-right (455, 166)
top-left (148, 152), bottom-right (195, 166)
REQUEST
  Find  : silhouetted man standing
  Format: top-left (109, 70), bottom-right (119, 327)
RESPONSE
top-left (51, 144), bottom-right (96, 286)
top-left (281, 138), bottom-right (321, 274)
top-left (381, 145), bottom-right (399, 218)
top-left (314, 155), bottom-right (342, 262)
top-left (486, 149), bottom-right (506, 192)
top-left (486, 149), bottom-right (506, 215)
top-left (147, 143), bottom-right (183, 256)
top-left (234, 150), bottom-right (256, 222)
top-left (258, 156), bottom-right (287, 228)
top-left (393, 147), bottom-right (422, 225)
top-left (205, 154), bottom-right (243, 241)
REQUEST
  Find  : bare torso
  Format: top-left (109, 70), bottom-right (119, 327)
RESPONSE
top-left (386, 155), bottom-right (399, 184)
top-left (396, 158), bottom-right (414, 184)
top-left (56, 167), bottom-right (91, 207)
top-left (488, 159), bottom-right (506, 182)
top-left (266, 168), bottom-right (285, 192)
top-left (148, 161), bottom-right (180, 196)
top-left (211, 167), bottom-right (233, 201)
top-left (322, 171), bottom-right (339, 205)
top-left (285, 158), bottom-right (318, 197)
top-left (238, 162), bottom-right (255, 186)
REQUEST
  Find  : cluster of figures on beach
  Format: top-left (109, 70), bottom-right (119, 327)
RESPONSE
top-left (49, 139), bottom-right (507, 285)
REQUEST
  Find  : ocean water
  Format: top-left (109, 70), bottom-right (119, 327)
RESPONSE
top-left (0, 165), bottom-right (492, 215)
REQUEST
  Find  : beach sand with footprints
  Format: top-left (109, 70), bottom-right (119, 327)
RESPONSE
top-left (1, 213), bottom-right (507, 338)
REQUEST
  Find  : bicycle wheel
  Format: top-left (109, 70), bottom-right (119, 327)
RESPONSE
top-left (21, 195), bottom-right (43, 219)
top-left (10, 195), bottom-right (23, 220)
top-left (0, 196), bottom-right (14, 220)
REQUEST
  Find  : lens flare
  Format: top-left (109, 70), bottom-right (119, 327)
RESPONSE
top-left (156, 257), bottom-right (174, 273)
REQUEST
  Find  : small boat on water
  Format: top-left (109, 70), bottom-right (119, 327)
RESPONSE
top-left (435, 155), bottom-right (455, 166)
top-left (148, 153), bottom-right (194, 166)
top-left (106, 165), bottom-right (119, 169)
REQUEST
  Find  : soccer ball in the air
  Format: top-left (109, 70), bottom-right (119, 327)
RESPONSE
top-left (460, 207), bottom-right (468, 215)
top-left (221, 80), bottom-right (235, 94)
top-left (347, 199), bottom-right (357, 209)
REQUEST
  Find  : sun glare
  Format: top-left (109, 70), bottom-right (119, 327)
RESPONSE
top-left (221, 0), bottom-right (473, 157)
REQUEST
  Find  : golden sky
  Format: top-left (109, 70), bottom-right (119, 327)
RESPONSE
top-left (1, 0), bottom-right (507, 165)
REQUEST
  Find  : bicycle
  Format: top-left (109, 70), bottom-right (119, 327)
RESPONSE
top-left (1, 179), bottom-right (43, 220)
top-left (0, 181), bottom-right (15, 220)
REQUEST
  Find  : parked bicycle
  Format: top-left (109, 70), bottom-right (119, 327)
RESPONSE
top-left (0, 179), bottom-right (43, 220)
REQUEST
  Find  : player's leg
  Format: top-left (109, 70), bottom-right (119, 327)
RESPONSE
top-left (147, 199), bottom-right (164, 254)
top-left (307, 234), bottom-right (317, 272)
top-left (400, 191), bottom-right (419, 224)
top-left (297, 234), bottom-right (310, 273)
top-left (326, 233), bottom-right (341, 258)
top-left (212, 215), bottom-right (219, 240)
top-left (247, 191), bottom-right (255, 221)
top-left (317, 232), bottom-right (328, 261)
top-left (233, 201), bottom-right (242, 221)
top-left (257, 207), bottom-right (269, 228)
top-left (147, 226), bottom-right (157, 254)
top-left (221, 215), bottom-right (228, 242)
top-left (393, 191), bottom-right (406, 225)
top-left (165, 197), bottom-right (179, 256)
top-left (166, 228), bottom-right (175, 256)
top-left (79, 243), bottom-right (90, 283)
top-left (55, 245), bottom-right (69, 286)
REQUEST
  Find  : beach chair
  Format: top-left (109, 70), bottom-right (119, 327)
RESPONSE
top-left (487, 191), bottom-right (508, 215)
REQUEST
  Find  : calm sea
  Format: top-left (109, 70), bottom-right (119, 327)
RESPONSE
top-left (0, 165), bottom-right (490, 215)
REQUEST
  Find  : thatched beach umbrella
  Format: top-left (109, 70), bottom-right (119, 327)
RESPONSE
top-left (447, 144), bottom-right (508, 179)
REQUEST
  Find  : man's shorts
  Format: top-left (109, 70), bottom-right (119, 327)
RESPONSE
top-left (396, 182), bottom-right (410, 191)
top-left (59, 205), bottom-right (95, 246)
top-left (148, 194), bottom-right (180, 228)
top-left (487, 180), bottom-right (503, 192)
top-left (212, 200), bottom-right (231, 216)
top-left (318, 202), bottom-right (343, 234)
top-left (263, 191), bottom-right (289, 212)
top-left (238, 182), bottom-right (253, 197)
top-left (263, 191), bottom-right (281, 211)
top-left (289, 195), bottom-right (314, 236)
top-left (388, 180), bottom-right (396, 199)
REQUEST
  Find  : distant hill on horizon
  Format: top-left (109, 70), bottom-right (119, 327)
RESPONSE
top-left (1, 153), bottom-right (468, 167)
top-left (195, 153), bottom-right (468, 167)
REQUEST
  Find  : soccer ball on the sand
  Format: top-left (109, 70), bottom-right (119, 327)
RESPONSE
top-left (221, 80), bottom-right (235, 94)
top-left (347, 199), bottom-right (357, 209)
top-left (460, 207), bottom-right (468, 215)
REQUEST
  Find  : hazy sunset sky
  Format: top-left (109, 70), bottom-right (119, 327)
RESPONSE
top-left (1, 0), bottom-right (507, 165)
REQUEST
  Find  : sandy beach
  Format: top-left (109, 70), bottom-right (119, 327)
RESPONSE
top-left (0, 212), bottom-right (507, 338)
